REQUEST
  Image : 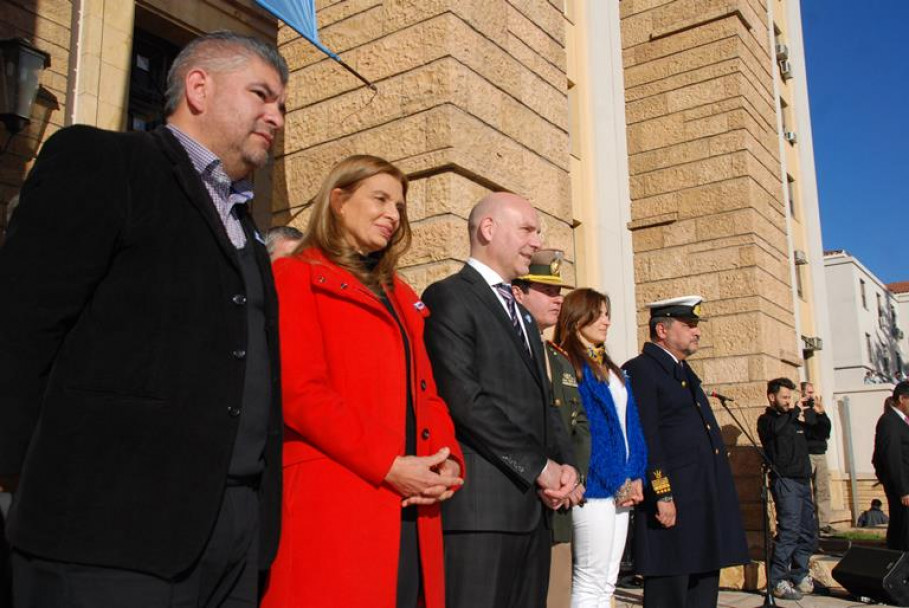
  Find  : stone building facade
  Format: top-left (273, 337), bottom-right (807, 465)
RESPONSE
top-left (272, 0), bottom-right (838, 540)
top-left (273, 1), bottom-right (576, 292)
top-left (2, 0), bottom-right (845, 555)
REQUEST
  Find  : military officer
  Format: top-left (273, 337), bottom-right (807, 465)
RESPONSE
top-left (622, 296), bottom-right (749, 608)
top-left (512, 249), bottom-right (589, 608)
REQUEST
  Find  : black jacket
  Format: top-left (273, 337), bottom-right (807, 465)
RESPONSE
top-left (422, 264), bottom-right (575, 533)
top-left (873, 407), bottom-right (909, 498)
top-left (623, 343), bottom-right (748, 576)
top-left (757, 407), bottom-right (811, 480)
top-left (0, 126), bottom-right (282, 578)
top-left (802, 407), bottom-right (831, 455)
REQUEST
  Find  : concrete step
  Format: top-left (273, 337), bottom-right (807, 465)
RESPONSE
top-left (719, 554), bottom-right (843, 592)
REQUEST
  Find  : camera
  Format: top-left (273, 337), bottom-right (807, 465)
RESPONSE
top-left (804, 397), bottom-right (815, 409)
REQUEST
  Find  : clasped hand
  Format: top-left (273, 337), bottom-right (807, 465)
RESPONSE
top-left (616, 479), bottom-right (645, 508)
top-left (536, 460), bottom-right (584, 510)
top-left (385, 447), bottom-right (464, 507)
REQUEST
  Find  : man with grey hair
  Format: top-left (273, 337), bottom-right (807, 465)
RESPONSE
top-left (265, 225), bottom-right (303, 261)
top-left (0, 31), bottom-right (287, 606)
top-left (623, 297), bottom-right (748, 608)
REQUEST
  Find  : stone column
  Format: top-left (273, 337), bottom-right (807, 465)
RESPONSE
top-left (620, 0), bottom-right (801, 551)
top-left (274, 0), bottom-right (573, 293)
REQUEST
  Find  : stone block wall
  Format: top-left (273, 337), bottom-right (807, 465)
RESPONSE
top-left (274, 0), bottom-right (573, 294)
top-left (620, 0), bottom-right (800, 549)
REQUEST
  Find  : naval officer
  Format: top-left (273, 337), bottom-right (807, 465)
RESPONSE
top-left (622, 296), bottom-right (748, 608)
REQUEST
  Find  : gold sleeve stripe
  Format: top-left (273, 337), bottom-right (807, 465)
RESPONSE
top-left (650, 469), bottom-right (672, 496)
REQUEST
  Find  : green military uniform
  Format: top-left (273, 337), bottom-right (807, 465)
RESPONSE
top-left (546, 340), bottom-right (591, 543)
top-left (515, 249), bottom-right (591, 544)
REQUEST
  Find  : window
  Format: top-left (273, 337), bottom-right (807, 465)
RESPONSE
top-left (568, 81), bottom-right (580, 160)
top-left (878, 293), bottom-right (885, 326)
top-left (127, 29), bottom-right (180, 132)
top-left (860, 279), bottom-right (868, 309)
top-left (787, 175), bottom-right (797, 218)
top-left (866, 333), bottom-right (874, 366)
top-left (803, 349), bottom-right (814, 382)
top-left (795, 263), bottom-right (804, 299)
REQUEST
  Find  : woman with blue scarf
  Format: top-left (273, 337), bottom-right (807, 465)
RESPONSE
top-left (553, 288), bottom-right (647, 608)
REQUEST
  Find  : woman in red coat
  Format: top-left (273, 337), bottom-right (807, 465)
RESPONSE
top-left (261, 155), bottom-right (464, 608)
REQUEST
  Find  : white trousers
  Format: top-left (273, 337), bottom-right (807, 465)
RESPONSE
top-left (570, 497), bottom-right (630, 608)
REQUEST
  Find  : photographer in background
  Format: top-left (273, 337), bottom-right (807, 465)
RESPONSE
top-left (800, 382), bottom-right (834, 535)
top-left (758, 378), bottom-right (817, 601)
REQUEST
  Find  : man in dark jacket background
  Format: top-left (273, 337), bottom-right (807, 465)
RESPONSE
top-left (758, 377), bottom-right (817, 601)
top-left (800, 381), bottom-right (834, 535)
top-left (873, 382), bottom-right (909, 550)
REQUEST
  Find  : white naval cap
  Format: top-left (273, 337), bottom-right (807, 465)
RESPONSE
top-left (646, 295), bottom-right (705, 320)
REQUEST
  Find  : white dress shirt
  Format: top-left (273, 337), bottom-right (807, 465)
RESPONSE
top-left (467, 257), bottom-right (533, 353)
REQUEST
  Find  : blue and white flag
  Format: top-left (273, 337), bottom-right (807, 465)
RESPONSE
top-left (254, 0), bottom-right (338, 60)
top-left (254, 0), bottom-right (375, 88)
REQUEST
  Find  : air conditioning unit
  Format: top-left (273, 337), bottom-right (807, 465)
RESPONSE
top-left (802, 336), bottom-right (823, 352)
top-left (776, 43), bottom-right (790, 61)
top-left (793, 250), bottom-right (808, 265)
top-left (784, 131), bottom-right (798, 144)
top-left (779, 59), bottom-right (793, 80)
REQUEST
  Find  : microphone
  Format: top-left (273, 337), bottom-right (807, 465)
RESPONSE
top-left (709, 390), bottom-right (735, 402)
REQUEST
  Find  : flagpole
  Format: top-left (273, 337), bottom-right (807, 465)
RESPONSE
top-left (333, 56), bottom-right (377, 91)
top-left (253, 0), bottom-right (377, 91)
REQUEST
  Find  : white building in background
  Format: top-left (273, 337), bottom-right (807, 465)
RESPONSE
top-left (824, 250), bottom-right (907, 387)
top-left (889, 282), bottom-right (909, 366)
top-left (824, 251), bottom-right (908, 522)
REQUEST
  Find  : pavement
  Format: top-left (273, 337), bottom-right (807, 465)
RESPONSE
top-left (613, 587), bottom-right (881, 607)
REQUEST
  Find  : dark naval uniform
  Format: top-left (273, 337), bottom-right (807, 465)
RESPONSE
top-left (624, 342), bottom-right (749, 605)
top-left (546, 340), bottom-right (590, 544)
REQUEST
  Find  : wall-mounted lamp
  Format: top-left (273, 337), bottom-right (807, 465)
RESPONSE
top-left (0, 38), bottom-right (51, 135)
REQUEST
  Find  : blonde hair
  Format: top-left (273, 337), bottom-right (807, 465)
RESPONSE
top-left (303, 155), bottom-right (411, 290)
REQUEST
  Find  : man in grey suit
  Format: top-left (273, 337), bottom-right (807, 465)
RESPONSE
top-left (423, 193), bottom-right (581, 608)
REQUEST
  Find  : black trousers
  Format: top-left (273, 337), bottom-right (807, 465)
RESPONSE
top-left (886, 490), bottom-right (909, 551)
top-left (12, 486), bottom-right (259, 608)
top-left (444, 520), bottom-right (550, 608)
top-left (396, 512), bottom-right (421, 608)
top-left (642, 570), bottom-right (720, 608)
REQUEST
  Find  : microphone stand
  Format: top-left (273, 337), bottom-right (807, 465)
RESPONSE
top-left (711, 394), bottom-right (785, 608)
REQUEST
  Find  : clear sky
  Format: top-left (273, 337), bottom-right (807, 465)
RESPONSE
top-left (801, 0), bottom-right (908, 284)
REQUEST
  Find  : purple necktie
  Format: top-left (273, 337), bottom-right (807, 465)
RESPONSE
top-left (495, 283), bottom-right (531, 356)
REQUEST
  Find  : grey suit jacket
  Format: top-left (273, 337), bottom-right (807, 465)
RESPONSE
top-left (422, 264), bottom-right (574, 533)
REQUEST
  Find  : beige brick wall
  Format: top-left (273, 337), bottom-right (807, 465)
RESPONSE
top-left (275, 0), bottom-right (573, 295)
top-left (621, 0), bottom-right (800, 544)
top-left (0, 0), bottom-right (72, 242)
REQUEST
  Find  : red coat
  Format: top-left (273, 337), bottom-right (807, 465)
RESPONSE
top-left (261, 248), bottom-right (463, 608)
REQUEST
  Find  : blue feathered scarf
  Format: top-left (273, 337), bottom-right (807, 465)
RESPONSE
top-left (579, 365), bottom-right (648, 499)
